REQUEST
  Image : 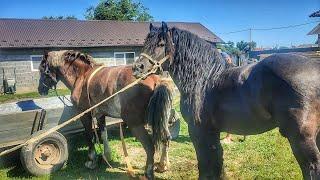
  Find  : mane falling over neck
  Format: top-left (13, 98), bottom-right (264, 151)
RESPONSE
top-left (169, 28), bottom-right (226, 98)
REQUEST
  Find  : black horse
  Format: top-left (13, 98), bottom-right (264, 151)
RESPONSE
top-left (133, 22), bottom-right (320, 179)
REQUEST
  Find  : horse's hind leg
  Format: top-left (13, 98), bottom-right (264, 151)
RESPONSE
top-left (130, 125), bottom-right (155, 179)
top-left (80, 113), bottom-right (98, 169)
top-left (154, 141), bottom-right (170, 173)
top-left (97, 116), bottom-right (111, 161)
top-left (286, 106), bottom-right (320, 179)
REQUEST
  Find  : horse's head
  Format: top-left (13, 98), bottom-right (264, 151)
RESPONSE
top-left (133, 22), bottom-right (175, 78)
top-left (38, 50), bottom-right (94, 95)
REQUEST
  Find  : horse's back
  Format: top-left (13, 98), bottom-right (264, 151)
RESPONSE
top-left (211, 53), bottom-right (320, 134)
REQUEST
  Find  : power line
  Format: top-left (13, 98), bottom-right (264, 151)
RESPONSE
top-left (220, 21), bottom-right (320, 35)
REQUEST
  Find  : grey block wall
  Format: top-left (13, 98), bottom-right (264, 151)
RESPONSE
top-left (0, 55), bottom-right (39, 93)
top-left (0, 46), bottom-right (142, 93)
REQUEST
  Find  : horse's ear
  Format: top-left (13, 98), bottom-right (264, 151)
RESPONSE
top-left (161, 21), bottom-right (168, 33)
top-left (149, 23), bottom-right (157, 32)
top-left (43, 50), bottom-right (49, 60)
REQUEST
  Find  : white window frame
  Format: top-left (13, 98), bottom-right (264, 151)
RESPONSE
top-left (30, 55), bottom-right (43, 72)
top-left (113, 52), bottom-right (135, 66)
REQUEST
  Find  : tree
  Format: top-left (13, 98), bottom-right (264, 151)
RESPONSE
top-left (236, 41), bottom-right (257, 53)
top-left (42, 15), bottom-right (77, 20)
top-left (85, 0), bottom-right (153, 21)
top-left (217, 41), bottom-right (241, 56)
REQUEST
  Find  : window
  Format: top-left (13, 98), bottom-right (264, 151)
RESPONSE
top-left (30, 55), bottom-right (43, 71)
top-left (113, 52), bottom-right (135, 66)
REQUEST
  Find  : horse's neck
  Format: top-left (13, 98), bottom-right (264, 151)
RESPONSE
top-left (58, 65), bottom-right (91, 106)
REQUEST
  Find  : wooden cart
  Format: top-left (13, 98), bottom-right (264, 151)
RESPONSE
top-left (0, 96), bottom-right (86, 175)
top-left (0, 95), bottom-right (180, 176)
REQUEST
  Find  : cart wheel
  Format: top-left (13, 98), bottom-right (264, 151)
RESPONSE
top-left (20, 130), bottom-right (68, 176)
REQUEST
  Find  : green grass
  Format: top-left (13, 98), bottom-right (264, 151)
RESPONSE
top-left (0, 95), bottom-right (302, 179)
top-left (0, 89), bottom-right (70, 104)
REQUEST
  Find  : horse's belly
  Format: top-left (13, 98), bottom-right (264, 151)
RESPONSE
top-left (216, 102), bottom-right (276, 135)
top-left (98, 95), bottom-right (122, 118)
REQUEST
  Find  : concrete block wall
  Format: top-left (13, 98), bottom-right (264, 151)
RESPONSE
top-left (0, 46), bottom-right (142, 93)
top-left (0, 55), bottom-right (40, 93)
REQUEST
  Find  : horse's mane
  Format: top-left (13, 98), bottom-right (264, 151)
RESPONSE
top-left (169, 28), bottom-right (226, 100)
top-left (151, 28), bottom-right (225, 123)
top-left (47, 50), bottom-right (98, 67)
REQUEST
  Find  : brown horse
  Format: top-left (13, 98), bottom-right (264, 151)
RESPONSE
top-left (38, 50), bottom-right (173, 179)
top-left (133, 22), bottom-right (320, 180)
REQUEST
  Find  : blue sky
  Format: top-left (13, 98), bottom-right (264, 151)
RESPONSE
top-left (1, 0), bottom-right (319, 47)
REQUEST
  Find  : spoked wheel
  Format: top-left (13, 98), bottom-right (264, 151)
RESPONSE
top-left (20, 130), bottom-right (68, 176)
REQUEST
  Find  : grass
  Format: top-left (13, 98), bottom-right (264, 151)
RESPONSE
top-left (0, 93), bottom-right (302, 179)
top-left (0, 89), bottom-right (70, 104)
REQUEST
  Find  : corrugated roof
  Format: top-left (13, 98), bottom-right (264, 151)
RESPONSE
top-left (308, 23), bottom-right (320, 35)
top-left (0, 18), bottom-right (223, 49)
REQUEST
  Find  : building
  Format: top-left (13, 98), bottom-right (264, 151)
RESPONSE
top-left (0, 18), bottom-right (222, 93)
top-left (308, 10), bottom-right (320, 47)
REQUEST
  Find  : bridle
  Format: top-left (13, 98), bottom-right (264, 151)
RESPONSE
top-left (41, 62), bottom-right (58, 89)
top-left (139, 53), bottom-right (170, 74)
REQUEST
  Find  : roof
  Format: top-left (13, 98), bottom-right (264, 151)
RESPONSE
top-left (0, 18), bottom-right (223, 49)
top-left (309, 10), bottom-right (320, 17)
top-left (308, 23), bottom-right (320, 35)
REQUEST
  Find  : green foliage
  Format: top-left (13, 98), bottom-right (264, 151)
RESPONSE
top-left (217, 41), bottom-right (241, 56)
top-left (236, 40), bottom-right (257, 53)
top-left (42, 16), bottom-right (77, 20)
top-left (85, 0), bottom-right (153, 21)
top-left (0, 89), bottom-right (70, 104)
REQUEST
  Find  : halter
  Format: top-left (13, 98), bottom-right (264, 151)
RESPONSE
top-left (41, 62), bottom-right (58, 89)
top-left (139, 53), bottom-right (170, 74)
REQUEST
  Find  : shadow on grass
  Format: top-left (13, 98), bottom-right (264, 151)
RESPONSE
top-left (1, 126), bottom-right (183, 179)
top-left (173, 134), bottom-right (191, 143)
top-left (1, 131), bottom-right (139, 179)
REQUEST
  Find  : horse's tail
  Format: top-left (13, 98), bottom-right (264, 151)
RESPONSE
top-left (146, 84), bottom-right (173, 150)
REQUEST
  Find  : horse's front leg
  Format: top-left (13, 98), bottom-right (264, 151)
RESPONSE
top-left (130, 125), bottom-right (155, 180)
top-left (154, 141), bottom-right (170, 173)
top-left (188, 122), bottom-right (223, 180)
top-left (80, 113), bottom-right (98, 169)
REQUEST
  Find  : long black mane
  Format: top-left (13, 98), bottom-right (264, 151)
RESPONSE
top-left (169, 28), bottom-right (226, 121)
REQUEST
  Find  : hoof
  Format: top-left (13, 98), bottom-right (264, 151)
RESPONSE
top-left (85, 160), bottom-right (97, 169)
top-left (154, 162), bottom-right (168, 173)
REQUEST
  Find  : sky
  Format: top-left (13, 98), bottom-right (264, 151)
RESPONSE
top-left (1, 0), bottom-right (320, 47)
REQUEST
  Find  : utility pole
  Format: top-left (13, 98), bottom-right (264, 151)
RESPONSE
top-left (249, 28), bottom-right (252, 59)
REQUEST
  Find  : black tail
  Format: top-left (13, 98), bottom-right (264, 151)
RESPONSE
top-left (146, 84), bottom-right (173, 150)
